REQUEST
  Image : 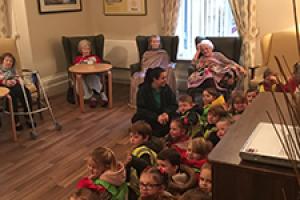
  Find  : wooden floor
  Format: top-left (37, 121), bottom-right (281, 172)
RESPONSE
top-left (0, 83), bottom-right (134, 200)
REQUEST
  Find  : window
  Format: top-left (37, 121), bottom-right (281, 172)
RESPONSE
top-left (176, 0), bottom-right (238, 60)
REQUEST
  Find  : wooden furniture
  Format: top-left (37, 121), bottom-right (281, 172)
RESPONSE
top-left (69, 63), bottom-right (113, 112)
top-left (0, 87), bottom-right (17, 141)
top-left (209, 92), bottom-right (298, 200)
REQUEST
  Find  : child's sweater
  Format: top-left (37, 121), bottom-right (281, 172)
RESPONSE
top-left (167, 164), bottom-right (197, 196)
top-left (180, 105), bottom-right (203, 138)
top-left (77, 162), bottom-right (128, 200)
top-left (173, 145), bottom-right (207, 173)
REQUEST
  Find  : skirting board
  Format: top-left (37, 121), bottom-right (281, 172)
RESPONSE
top-left (40, 72), bottom-right (69, 97)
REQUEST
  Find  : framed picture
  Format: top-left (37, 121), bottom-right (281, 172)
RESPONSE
top-left (38, 0), bottom-right (82, 14)
top-left (104, 0), bottom-right (147, 16)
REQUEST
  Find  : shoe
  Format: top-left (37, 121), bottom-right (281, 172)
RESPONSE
top-left (100, 92), bottom-right (108, 107)
top-left (100, 92), bottom-right (108, 102)
top-left (89, 97), bottom-right (97, 108)
top-left (16, 123), bottom-right (23, 131)
top-left (100, 99), bottom-right (108, 107)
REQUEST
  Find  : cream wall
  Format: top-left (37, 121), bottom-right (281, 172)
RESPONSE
top-left (88, 0), bottom-right (161, 40)
top-left (256, 0), bottom-right (298, 64)
top-left (9, 0), bottom-right (34, 68)
top-left (10, 0), bottom-right (299, 95)
top-left (24, 0), bottom-right (92, 77)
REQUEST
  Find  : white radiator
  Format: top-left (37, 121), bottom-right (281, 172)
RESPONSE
top-left (104, 39), bottom-right (139, 69)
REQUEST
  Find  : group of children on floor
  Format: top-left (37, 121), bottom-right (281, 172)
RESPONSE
top-left (69, 63), bottom-right (300, 200)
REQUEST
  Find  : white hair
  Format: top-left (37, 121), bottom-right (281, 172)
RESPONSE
top-left (78, 39), bottom-right (91, 52)
top-left (199, 39), bottom-right (214, 50)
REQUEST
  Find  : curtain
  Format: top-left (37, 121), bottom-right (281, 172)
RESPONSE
top-left (229, 0), bottom-right (258, 68)
top-left (161, 0), bottom-right (180, 36)
top-left (0, 0), bottom-right (9, 38)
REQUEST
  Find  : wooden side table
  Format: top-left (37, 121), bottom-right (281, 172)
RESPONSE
top-left (0, 87), bottom-right (17, 141)
top-left (69, 63), bottom-right (113, 113)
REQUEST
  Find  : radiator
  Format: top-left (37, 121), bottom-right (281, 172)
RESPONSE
top-left (104, 39), bottom-right (139, 69)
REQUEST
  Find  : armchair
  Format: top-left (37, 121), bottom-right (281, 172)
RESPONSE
top-left (188, 36), bottom-right (242, 75)
top-left (129, 35), bottom-right (179, 75)
top-left (0, 38), bottom-right (61, 139)
top-left (62, 34), bottom-right (111, 105)
top-left (62, 34), bottom-right (108, 67)
top-left (249, 31), bottom-right (299, 86)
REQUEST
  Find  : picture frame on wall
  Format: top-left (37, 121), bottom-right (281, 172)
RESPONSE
top-left (104, 0), bottom-right (147, 16)
top-left (38, 0), bottom-right (82, 14)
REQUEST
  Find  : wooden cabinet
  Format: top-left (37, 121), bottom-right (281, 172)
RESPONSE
top-left (208, 92), bottom-right (299, 200)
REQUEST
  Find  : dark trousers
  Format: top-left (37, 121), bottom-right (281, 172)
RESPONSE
top-left (2, 83), bottom-right (32, 122)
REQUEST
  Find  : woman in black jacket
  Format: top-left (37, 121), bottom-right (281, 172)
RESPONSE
top-left (132, 67), bottom-right (178, 137)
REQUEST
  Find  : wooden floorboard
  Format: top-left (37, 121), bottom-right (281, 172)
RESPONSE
top-left (0, 83), bottom-right (134, 200)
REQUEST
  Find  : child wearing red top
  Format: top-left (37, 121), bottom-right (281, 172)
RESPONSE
top-left (180, 137), bottom-right (212, 173)
top-left (284, 62), bottom-right (300, 93)
top-left (77, 147), bottom-right (128, 200)
top-left (165, 118), bottom-right (190, 150)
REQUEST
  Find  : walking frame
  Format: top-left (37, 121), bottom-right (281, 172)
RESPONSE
top-left (4, 69), bottom-right (62, 139)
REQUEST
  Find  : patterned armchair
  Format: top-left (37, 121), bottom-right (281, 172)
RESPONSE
top-left (188, 36), bottom-right (242, 75)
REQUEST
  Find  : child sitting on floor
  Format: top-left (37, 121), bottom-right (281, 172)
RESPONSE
top-left (199, 105), bottom-right (228, 146)
top-left (201, 88), bottom-right (225, 124)
top-left (245, 86), bottom-right (258, 105)
top-left (77, 147), bottom-right (128, 200)
top-left (126, 121), bottom-right (160, 199)
top-left (180, 162), bottom-right (212, 200)
top-left (73, 39), bottom-right (108, 108)
top-left (139, 166), bottom-right (177, 200)
top-left (284, 62), bottom-right (300, 93)
top-left (229, 91), bottom-right (248, 121)
top-left (157, 148), bottom-right (197, 197)
top-left (258, 68), bottom-right (283, 92)
top-left (178, 94), bottom-right (203, 138)
top-left (165, 118), bottom-right (190, 150)
top-left (216, 115), bottom-right (234, 139)
top-left (180, 137), bottom-right (212, 173)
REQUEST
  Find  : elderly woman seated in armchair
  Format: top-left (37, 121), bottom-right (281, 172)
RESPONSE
top-left (130, 35), bottom-right (176, 107)
top-left (188, 40), bottom-right (246, 100)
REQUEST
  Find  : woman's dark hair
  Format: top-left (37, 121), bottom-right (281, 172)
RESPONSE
top-left (0, 52), bottom-right (16, 67)
top-left (141, 166), bottom-right (169, 188)
top-left (144, 67), bottom-right (165, 85)
top-left (203, 88), bottom-right (220, 98)
top-left (157, 148), bottom-right (181, 167)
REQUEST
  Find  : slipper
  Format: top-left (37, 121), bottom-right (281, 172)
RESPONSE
top-left (89, 97), bottom-right (97, 108)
